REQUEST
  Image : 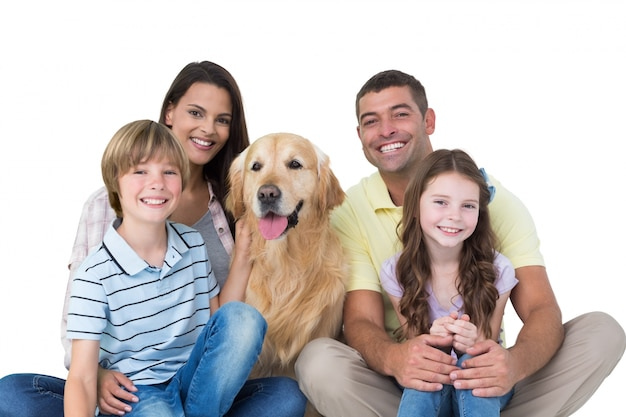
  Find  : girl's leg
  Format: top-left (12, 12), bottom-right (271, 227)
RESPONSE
top-left (0, 373), bottom-right (65, 417)
top-left (227, 377), bottom-right (307, 417)
top-left (455, 354), bottom-right (512, 417)
top-left (397, 385), bottom-right (450, 417)
top-left (175, 302), bottom-right (267, 417)
top-left (455, 388), bottom-right (501, 417)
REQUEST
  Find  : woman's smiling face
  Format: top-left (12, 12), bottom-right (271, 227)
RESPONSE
top-left (165, 82), bottom-right (233, 168)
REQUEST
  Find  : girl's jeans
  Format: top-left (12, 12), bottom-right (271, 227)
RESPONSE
top-left (397, 353), bottom-right (514, 417)
top-left (0, 302), bottom-right (306, 417)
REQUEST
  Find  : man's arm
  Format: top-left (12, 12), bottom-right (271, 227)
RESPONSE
top-left (508, 265), bottom-right (563, 380)
top-left (344, 289), bottom-right (456, 391)
top-left (343, 289), bottom-right (394, 374)
top-left (450, 265), bottom-right (564, 396)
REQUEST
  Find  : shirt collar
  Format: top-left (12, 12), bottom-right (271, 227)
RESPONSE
top-left (368, 171), bottom-right (400, 211)
top-left (102, 220), bottom-right (189, 277)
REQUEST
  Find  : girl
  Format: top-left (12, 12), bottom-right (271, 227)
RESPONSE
top-left (380, 149), bottom-right (517, 417)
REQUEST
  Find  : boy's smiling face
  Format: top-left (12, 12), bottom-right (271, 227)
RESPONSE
top-left (117, 157), bottom-right (183, 226)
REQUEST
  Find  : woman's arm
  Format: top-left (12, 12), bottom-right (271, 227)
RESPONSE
top-left (217, 219), bottom-right (253, 306)
top-left (62, 187), bottom-right (115, 369)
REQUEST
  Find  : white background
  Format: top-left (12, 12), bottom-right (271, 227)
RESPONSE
top-left (0, 1), bottom-right (624, 415)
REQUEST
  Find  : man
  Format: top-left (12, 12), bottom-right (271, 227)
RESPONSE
top-left (295, 70), bottom-right (625, 416)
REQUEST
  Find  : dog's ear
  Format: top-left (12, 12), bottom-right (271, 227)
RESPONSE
top-left (315, 146), bottom-right (345, 212)
top-left (225, 148), bottom-right (248, 218)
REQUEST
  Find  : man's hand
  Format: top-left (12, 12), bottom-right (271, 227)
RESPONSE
top-left (97, 368), bottom-right (138, 416)
top-left (390, 333), bottom-right (457, 391)
top-left (344, 290), bottom-right (455, 392)
top-left (449, 339), bottom-right (517, 397)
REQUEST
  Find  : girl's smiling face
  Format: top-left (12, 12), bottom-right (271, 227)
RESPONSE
top-left (419, 171), bottom-right (480, 250)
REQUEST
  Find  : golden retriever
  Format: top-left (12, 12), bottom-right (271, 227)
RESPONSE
top-left (225, 132), bottom-right (348, 378)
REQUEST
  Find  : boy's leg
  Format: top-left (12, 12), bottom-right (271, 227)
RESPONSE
top-left (0, 373), bottom-right (65, 417)
top-left (176, 302), bottom-right (266, 417)
top-left (226, 377), bottom-right (307, 417)
top-left (122, 384), bottom-right (181, 417)
top-left (295, 338), bottom-right (402, 417)
top-left (503, 311), bottom-right (625, 417)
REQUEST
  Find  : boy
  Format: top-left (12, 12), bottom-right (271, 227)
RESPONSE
top-left (65, 120), bottom-right (266, 417)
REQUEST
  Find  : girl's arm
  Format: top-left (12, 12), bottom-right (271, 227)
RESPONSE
top-left (217, 219), bottom-right (253, 306)
top-left (489, 290), bottom-right (511, 344)
top-left (388, 293), bottom-right (425, 341)
top-left (439, 286), bottom-right (512, 355)
top-left (65, 339), bottom-right (101, 417)
top-left (387, 294), bottom-right (406, 331)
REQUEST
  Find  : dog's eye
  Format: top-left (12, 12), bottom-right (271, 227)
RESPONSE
top-left (251, 162), bottom-right (262, 171)
top-left (288, 160), bottom-right (303, 170)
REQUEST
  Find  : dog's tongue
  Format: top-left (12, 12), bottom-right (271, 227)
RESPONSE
top-left (259, 213), bottom-right (288, 240)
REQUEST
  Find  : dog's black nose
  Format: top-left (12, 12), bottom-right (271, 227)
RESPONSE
top-left (258, 184), bottom-right (281, 204)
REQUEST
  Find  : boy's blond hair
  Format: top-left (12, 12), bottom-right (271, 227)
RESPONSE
top-left (101, 120), bottom-right (190, 218)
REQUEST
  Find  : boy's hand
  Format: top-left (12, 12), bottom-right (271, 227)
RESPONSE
top-left (97, 368), bottom-right (138, 416)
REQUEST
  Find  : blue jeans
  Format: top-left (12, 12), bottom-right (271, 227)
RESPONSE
top-left (397, 354), bottom-right (513, 417)
top-left (0, 302), bottom-right (306, 417)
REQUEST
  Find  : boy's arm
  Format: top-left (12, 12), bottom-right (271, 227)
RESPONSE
top-left (65, 339), bottom-right (101, 417)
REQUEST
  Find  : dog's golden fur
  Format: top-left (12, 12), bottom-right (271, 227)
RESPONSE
top-left (226, 132), bottom-right (347, 378)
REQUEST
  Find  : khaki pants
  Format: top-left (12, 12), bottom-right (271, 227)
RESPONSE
top-left (295, 312), bottom-right (625, 417)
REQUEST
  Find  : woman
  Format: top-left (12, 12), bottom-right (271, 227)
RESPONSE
top-left (0, 61), bottom-right (307, 417)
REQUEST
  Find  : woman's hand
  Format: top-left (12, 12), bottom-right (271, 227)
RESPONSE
top-left (218, 218), bottom-right (254, 305)
top-left (232, 218), bottom-right (253, 265)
